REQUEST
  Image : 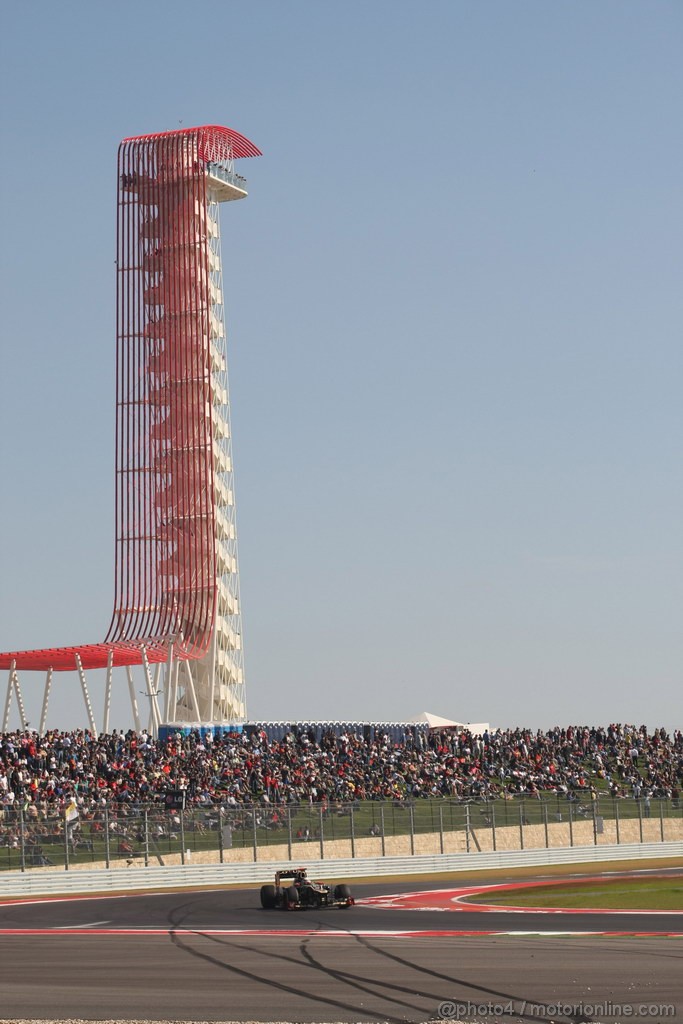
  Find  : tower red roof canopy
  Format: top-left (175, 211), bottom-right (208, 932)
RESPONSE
top-left (122, 124), bottom-right (262, 160)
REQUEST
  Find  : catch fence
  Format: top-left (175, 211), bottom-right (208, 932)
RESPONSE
top-left (1, 795), bottom-right (681, 873)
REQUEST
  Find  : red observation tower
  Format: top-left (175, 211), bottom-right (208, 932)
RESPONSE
top-left (0, 124), bottom-right (261, 736)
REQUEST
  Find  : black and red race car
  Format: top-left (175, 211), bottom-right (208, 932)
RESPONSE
top-left (260, 867), bottom-right (354, 910)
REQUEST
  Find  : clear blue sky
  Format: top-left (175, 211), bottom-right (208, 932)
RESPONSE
top-left (0, 1), bottom-right (681, 733)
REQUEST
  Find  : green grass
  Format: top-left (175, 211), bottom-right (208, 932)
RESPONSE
top-left (472, 876), bottom-right (683, 911)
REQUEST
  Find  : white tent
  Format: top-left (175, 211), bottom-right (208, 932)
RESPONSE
top-left (408, 712), bottom-right (490, 733)
top-left (408, 711), bottom-right (465, 729)
top-left (464, 723), bottom-right (491, 736)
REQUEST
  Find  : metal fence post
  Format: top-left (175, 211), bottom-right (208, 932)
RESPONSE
top-left (638, 800), bottom-right (643, 844)
top-left (143, 809), bottom-right (149, 867)
top-left (252, 807), bottom-right (258, 862)
top-left (439, 805), bottom-right (444, 855)
top-left (19, 808), bottom-right (26, 873)
top-left (518, 803), bottom-right (524, 850)
top-left (543, 803), bottom-right (549, 849)
top-left (350, 805), bottom-right (355, 859)
top-left (380, 805), bottom-right (386, 857)
top-left (104, 807), bottom-right (110, 868)
top-left (63, 812), bottom-right (70, 871)
top-left (218, 812), bottom-right (224, 865)
top-left (491, 805), bottom-right (497, 852)
top-left (568, 803), bottom-right (573, 847)
top-left (592, 803), bottom-right (598, 845)
top-left (465, 804), bottom-right (470, 853)
top-left (180, 808), bottom-right (186, 865)
top-left (409, 805), bottom-right (415, 856)
top-left (659, 800), bottom-right (665, 842)
top-left (287, 806), bottom-right (293, 861)
top-left (319, 806), bottom-right (325, 860)
top-left (615, 801), bottom-right (620, 845)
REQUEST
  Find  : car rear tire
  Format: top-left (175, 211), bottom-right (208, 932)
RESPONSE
top-left (334, 883), bottom-right (352, 903)
top-left (260, 884), bottom-right (277, 909)
top-left (286, 885), bottom-right (300, 908)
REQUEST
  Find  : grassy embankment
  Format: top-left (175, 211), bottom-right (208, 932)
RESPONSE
top-left (471, 875), bottom-right (683, 911)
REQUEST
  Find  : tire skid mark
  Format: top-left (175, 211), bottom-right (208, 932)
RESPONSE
top-left (166, 926), bottom-right (408, 1024)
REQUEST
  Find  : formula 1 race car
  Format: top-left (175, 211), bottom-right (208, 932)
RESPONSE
top-left (260, 867), bottom-right (354, 910)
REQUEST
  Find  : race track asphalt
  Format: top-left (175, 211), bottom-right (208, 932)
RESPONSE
top-left (0, 875), bottom-right (681, 1023)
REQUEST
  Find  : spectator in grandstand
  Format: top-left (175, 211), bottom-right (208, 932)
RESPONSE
top-left (0, 722), bottom-right (681, 818)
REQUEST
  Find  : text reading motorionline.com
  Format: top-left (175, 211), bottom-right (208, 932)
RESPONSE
top-left (437, 1000), bottom-right (676, 1020)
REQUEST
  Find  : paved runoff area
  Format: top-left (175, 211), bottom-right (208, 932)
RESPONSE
top-left (0, 870), bottom-right (681, 1023)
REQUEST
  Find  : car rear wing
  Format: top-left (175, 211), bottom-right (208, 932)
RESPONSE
top-left (274, 868), bottom-right (308, 882)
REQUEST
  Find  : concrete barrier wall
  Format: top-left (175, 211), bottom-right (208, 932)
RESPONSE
top-left (1, 840), bottom-right (681, 899)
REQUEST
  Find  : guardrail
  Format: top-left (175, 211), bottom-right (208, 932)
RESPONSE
top-left (1, 841), bottom-right (680, 899)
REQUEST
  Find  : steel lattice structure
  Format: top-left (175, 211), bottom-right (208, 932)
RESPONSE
top-left (1, 124), bottom-right (261, 735)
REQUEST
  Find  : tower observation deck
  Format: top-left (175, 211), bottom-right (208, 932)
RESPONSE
top-left (0, 125), bottom-right (261, 736)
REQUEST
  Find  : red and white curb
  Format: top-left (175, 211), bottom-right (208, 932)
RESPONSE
top-left (0, 927), bottom-right (681, 938)
top-left (358, 874), bottom-right (683, 916)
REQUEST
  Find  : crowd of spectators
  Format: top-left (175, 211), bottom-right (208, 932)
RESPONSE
top-left (1, 722), bottom-right (681, 821)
